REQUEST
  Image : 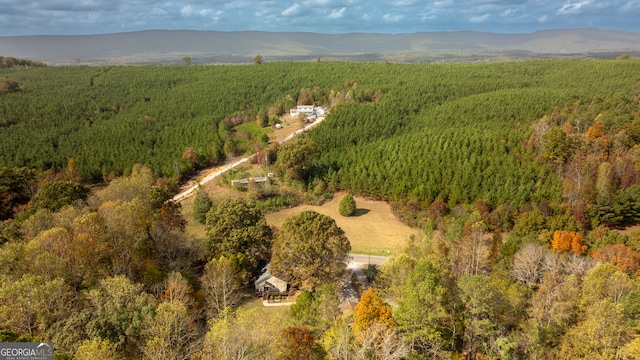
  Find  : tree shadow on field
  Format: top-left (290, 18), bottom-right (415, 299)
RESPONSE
top-left (353, 208), bottom-right (370, 217)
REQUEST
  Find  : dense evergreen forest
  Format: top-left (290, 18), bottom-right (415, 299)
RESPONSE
top-left (1, 60), bottom-right (637, 188)
top-left (2, 59), bottom-right (640, 359)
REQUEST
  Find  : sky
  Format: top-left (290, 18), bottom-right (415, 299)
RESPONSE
top-left (1, 0), bottom-right (639, 37)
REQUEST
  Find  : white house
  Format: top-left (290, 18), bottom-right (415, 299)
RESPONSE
top-left (289, 105), bottom-right (322, 117)
top-left (255, 263), bottom-right (289, 298)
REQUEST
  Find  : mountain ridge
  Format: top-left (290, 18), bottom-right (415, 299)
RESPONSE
top-left (1, 28), bottom-right (640, 65)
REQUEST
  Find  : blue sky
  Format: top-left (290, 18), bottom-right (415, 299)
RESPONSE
top-left (1, 0), bottom-right (639, 36)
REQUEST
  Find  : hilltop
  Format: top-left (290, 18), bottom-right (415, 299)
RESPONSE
top-left (1, 28), bottom-right (640, 65)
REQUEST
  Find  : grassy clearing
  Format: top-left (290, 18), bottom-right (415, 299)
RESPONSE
top-left (265, 193), bottom-right (420, 256)
top-left (180, 173), bottom-right (245, 240)
top-left (178, 159), bottom-right (420, 255)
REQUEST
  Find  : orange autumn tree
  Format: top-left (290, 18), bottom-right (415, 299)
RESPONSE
top-left (585, 121), bottom-right (605, 139)
top-left (551, 230), bottom-right (587, 255)
top-left (352, 287), bottom-right (407, 360)
top-left (353, 287), bottom-right (396, 339)
top-left (592, 244), bottom-right (640, 276)
top-left (281, 326), bottom-right (321, 360)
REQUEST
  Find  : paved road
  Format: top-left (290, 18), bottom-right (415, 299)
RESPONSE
top-left (340, 254), bottom-right (389, 307)
top-left (348, 254), bottom-right (389, 268)
top-left (170, 116), bottom-right (325, 203)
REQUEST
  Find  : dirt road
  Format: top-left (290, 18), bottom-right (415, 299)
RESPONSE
top-left (170, 116), bottom-right (325, 203)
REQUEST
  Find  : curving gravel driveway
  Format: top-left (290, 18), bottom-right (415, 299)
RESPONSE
top-left (170, 116), bottom-right (325, 203)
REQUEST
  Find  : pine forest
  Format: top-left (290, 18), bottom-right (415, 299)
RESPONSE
top-left (1, 58), bottom-right (640, 359)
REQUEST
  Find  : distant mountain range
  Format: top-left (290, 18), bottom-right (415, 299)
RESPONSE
top-left (1, 28), bottom-right (640, 65)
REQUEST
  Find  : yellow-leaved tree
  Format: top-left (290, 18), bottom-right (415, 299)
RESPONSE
top-left (551, 230), bottom-right (587, 255)
top-left (352, 287), bottom-right (406, 360)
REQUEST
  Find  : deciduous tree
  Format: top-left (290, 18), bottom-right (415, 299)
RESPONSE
top-left (271, 211), bottom-right (350, 290)
top-left (592, 243), bottom-right (640, 276)
top-left (559, 300), bottom-right (632, 359)
top-left (352, 287), bottom-right (406, 360)
top-left (280, 326), bottom-right (323, 360)
top-left (84, 275), bottom-right (156, 354)
top-left (580, 263), bottom-right (636, 308)
top-left (551, 230), bottom-right (587, 255)
top-left (204, 198), bottom-right (271, 263)
top-left (276, 137), bottom-right (319, 183)
top-left (201, 308), bottom-right (278, 359)
top-left (511, 242), bottom-right (546, 287)
top-left (141, 301), bottom-right (199, 360)
top-left (75, 338), bottom-right (121, 360)
top-left (98, 198), bottom-right (153, 279)
top-left (29, 180), bottom-right (89, 212)
top-left (89, 164), bottom-right (156, 207)
top-left (353, 287), bottom-right (395, 339)
top-left (200, 254), bottom-right (247, 318)
top-left (0, 274), bottom-right (73, 338)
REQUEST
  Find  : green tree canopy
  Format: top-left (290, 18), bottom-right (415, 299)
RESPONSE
top-left (276, 137), bottom-right (319, 184)
top-left (339, 193), bottom-right (356, 217)
top-left (271, 210), bottom-right (351, 290)
top-left (191, 186), bottom-right (213, 224)
top-left (204, 198), bottom-right (272, 263)
top-left (395, 261), bottom-right (458, 357)
top-left (29, 180), bottom-right (89, 212)
top-left (84, 275), bottom-right (156, 354)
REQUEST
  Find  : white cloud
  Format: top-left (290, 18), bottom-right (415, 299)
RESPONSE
top-left (304, 0), bottom-right (331, 6)
top-left (421, 12), bottom-right (437, 20)
top-left (469, 12), bottom-right (490, 22)
top-left (383, 13), bottom-right (404, 22)
top-left (434, 0), bottom-right (454, 8)
top-left (281, 3), bottom-right (300, 16)
top-left (621, 1), bottom-right (640, 12)
top-left (151, 6), bottom-right (167, 16)
top-left (558, 0), bottom-right (614, 15)
top-left (181, 5), bottom-right (194, 16)
top-left (0, 0), bottom-right (638, 37)
top-left (395, 0), bottom-right (417, 6)
top-left (557, 0), bottom-right (591, 14)
top-left (328, 7), bottom-right (346, 19)
top-left (501, 8), bottom-right (515, 16)
top-left (200, 9), bottom-right (223, 20)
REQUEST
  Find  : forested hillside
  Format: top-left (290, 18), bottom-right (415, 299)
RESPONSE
top-left (2, 59), bottom-right (640, 359)
top-left (0, 56), bottom-right (47, 68)
top-left (1, 60), bottom-right (638, 189)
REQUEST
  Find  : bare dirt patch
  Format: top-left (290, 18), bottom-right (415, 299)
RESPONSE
top-left (271, 116), bottom-right (306, 143)
top-left (265, 193), bottom-right (420, 255)
top-left (617, 224), bottom-right (640, 235)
